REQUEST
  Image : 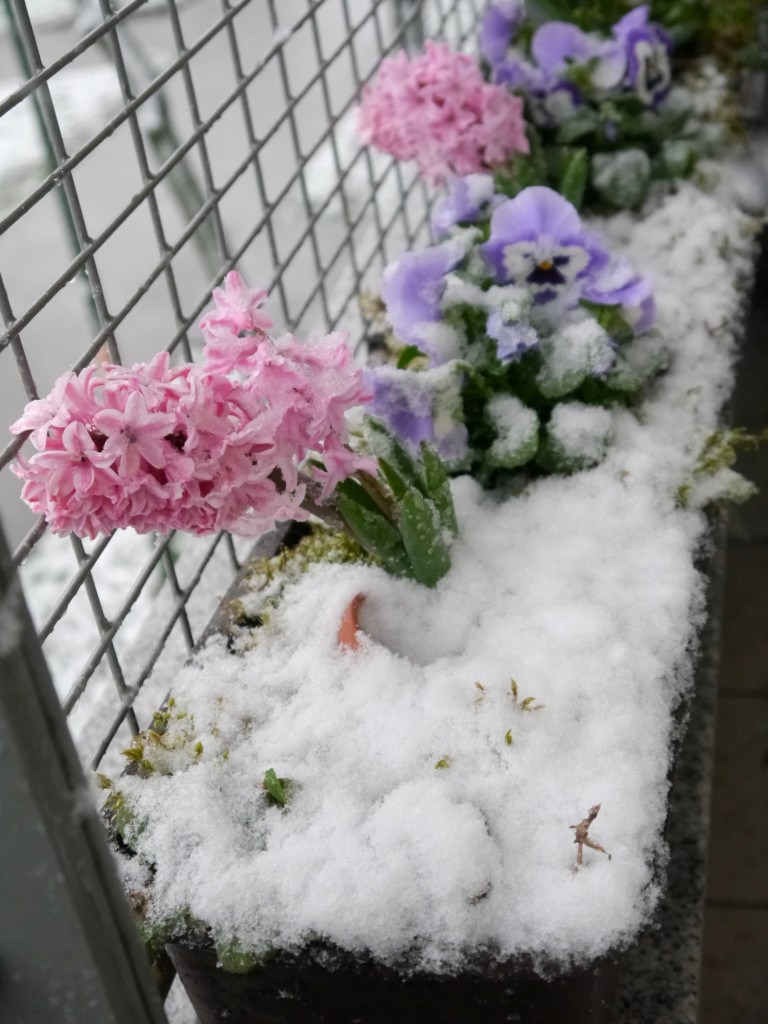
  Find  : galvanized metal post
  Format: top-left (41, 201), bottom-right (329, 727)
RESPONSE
top-left (0, 525), bottom-right (168, 1024)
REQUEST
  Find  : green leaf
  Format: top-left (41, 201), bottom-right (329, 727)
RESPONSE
top-left (420, 442), bottom-right (458, 536)
top-left (656, 139), bottom-right (696, 180)
top-left (558, 147), bottom-right (589, 209)
top-left (435, 757), bottom-right (451, 769)
top-left (555, 112), bottom-right (599, 145)
top-left (398, 488), bottom-right (452, 588)
top-left (504, 729), bottom-right (513, 746)
top-left (335, 476), bottom-right (390, 518)
top-left (378, 457), bottom-right (408, 500)
top-left (396, 344), bottom-right (427, 369)
top-left (335, 492), bottom-right (411, 576)
top-left (591, 149), bottom-right (651, 210)
top-left (263, 768), bottom-right (288, 807)
top-left (215, 941), bottom-right (261, 975)
top-left (578, 299), bottom-right (634, 343)
top-left (366, 418), bottom-right (427, 495)
top-left (494, 126), bottom-right (549, 198)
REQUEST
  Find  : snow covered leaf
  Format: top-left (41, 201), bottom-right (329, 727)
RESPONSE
top-left (538, 402), bottom-right (614, 472)
top-left (398, 488), bottom-right (452, 588)
top-left (420, 442), bottom-right (459, 536)
top-left (605, 331), bottom-right (669, 394)
top-left (591, 149), bottom-right (652, 209)
top-left (485, 395), bottom-right (540, 470)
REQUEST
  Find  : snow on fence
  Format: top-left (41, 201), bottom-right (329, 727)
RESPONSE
top-left (0, 0), bottom-right (481, 778)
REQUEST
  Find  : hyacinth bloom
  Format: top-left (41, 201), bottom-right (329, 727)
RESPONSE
top-left (357, 41), bottom-right (529, 185)
top-left (11, 273), bottom-right (375, 539)
top-left (482, 186), bottom-right (609, 306)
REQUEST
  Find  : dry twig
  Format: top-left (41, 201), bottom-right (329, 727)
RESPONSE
top-left (570, 803), bottom-right (611, 870)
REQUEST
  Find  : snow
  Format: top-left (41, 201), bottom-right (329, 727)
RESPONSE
top-left (0, 66), bottom-right (123, 212)
top-left (547, 401), bottom-right (614, 464)
top-left (111, 172), bottom-right (758, 972)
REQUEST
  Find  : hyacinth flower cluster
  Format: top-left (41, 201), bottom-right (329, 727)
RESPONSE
top-left (11, 273), bottom-right (458, 588)
top-left (366, 185), bottom-right (666, 483)
top-left (356, 40), bottom-right (529, 185)
top-left (477, 1), bottom-right (702, 210)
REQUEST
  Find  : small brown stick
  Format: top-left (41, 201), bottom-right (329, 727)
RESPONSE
top-left (570, 803), bottom-right (611, 869)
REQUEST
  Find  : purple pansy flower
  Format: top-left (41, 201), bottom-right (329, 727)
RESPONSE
top-left (365, 365), bottom-right (468, 462)
top-left (486, 310), bottom-right (539, 362)
top-left (532, 21), bottom-right (626, 91)
top-left (479, 1), bottom-right (525, 70)
top-left (381, 244), bottom-right (463, 356)
top-left (612, 5), bottom-right (672, 107)
top-left (481, 186), bottom-right (609, 306)
top-left (582, 257), bottom-right (656, 334)
top-left (431, 174), bottom-right (499, 240)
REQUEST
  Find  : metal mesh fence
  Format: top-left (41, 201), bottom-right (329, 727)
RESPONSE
top-left (0, 0), bottom-right (480, 774)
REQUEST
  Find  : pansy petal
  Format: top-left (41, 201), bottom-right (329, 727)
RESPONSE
top-left (531, 21), bottom-right (601, 72)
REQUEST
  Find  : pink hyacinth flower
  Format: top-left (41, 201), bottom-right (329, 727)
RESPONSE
top-left (357, 41), bottom-right (529, 185)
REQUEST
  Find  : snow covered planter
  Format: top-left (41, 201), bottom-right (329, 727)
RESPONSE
top-left (90, 179), bottom-right (757, 1023)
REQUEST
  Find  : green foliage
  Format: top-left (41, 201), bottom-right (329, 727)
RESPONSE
top-left (676, 428), bottom-right (768, 508)
top-left (578, 299), bottom-right (635, 342)
top-left (495, 125), bottom-right (549, 199)
top-left (396, 344), bottom-right (428, 370)
top-left (336, 422), bottom-right (459, 587)
top-left (557, 147), bottom-right (590, 208)
top-left (263, 768), bottom-right (289, 807)
top-left (215, 940), bottom-right (264, 975)
top-left (398, 488), bottom-right (452, 589)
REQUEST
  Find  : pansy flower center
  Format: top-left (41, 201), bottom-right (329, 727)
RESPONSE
top-left (502, 238), bottom-right (590, 304)
top-left (632, 39), bottom-right (670, 104)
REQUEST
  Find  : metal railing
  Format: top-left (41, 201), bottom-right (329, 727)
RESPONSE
top-left (0, 0), bottom-right (481, 780)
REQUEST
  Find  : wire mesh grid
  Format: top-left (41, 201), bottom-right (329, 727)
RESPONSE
top-left (0, 0), bottom-right (481, 773)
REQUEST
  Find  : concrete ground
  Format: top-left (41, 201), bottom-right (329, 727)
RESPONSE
top-left (700, 234), bottom-right (768, 1024)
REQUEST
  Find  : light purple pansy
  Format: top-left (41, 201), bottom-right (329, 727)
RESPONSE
top-left (582, 256), bottom-right (656, 334)
top-left (364, 365), bottom-right (469, 462)
top-left (381, 244), bottom-right (462, 354)
top-left (612, 5), bottom-right (672, 106)
top-left (431, 174), bottom-right (500, 240)
top-left (481, 186), bottom-right (609, 306)
top-left (532, 21), bottom-right (627, 91)
top-left (486, 310), bottom-right (539, 362)
top-left (532, 6), bottom-right (671, 107)
top-left (479, 1), bottom-right (525, 70)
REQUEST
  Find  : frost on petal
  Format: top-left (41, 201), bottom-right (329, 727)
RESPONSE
top-left (381, 245), bottom-right (463, 351)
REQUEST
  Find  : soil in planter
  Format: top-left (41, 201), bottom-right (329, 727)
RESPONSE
top-left (166, 940), bottom-right (620, 1024)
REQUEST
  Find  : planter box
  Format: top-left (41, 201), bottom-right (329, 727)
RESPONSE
top-left (166, 941), bottom-right (618, 1024)
top-left (150, 515), bottom-right (728, 1024)
top-left (107, 165), bottom-right (757, 1024)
